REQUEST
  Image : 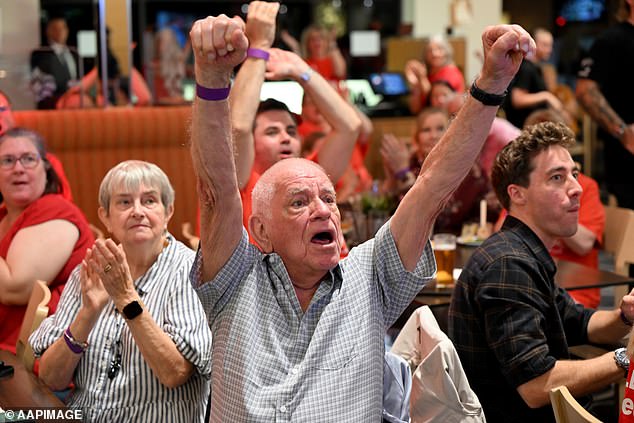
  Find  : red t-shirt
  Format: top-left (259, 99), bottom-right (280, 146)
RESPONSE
top-left (421, 64), bottom-right (466, 105)
top-left (0, 194), bottom-right (94, 353)
top-left (306, 56), bottom-right (339, 82)
top-left (550, 173), bottom-right (605, 308)
top-left (621, 363), bottom-right (634, 422)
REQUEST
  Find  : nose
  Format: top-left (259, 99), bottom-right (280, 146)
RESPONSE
top-left (569, 175), bottom-right (583, 198)
top-left (310, 198), bottom-right (331, 220)
top-left (131, 200), bottom-right (145, 217)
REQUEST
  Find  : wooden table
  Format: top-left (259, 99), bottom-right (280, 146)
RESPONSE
top-left (0, 350), bottom-right (65, 409)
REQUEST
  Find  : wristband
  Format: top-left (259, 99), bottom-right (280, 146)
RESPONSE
top-left (196, 83), bottom-right (231, 101)
top-left (299, 68), bottom-right (314, 83)
top-left (63, 327), bottom-right (88, 354)
top-left (469, 81), bottom-right (507, 106)
top-left (394, 167), bottom-right (411, 180)
top-left (621, 310), bottom-right (633, 327)
top-left (246, 47), bottom-right (270, 61)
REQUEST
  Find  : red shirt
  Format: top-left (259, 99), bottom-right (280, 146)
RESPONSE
top-left (0, 194), bottom-right (93, 352)
top-left (621, 362), bottom-right (634, 422)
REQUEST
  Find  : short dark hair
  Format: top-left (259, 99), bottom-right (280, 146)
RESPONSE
top-left (491, 121), bottom-right (576, 210)
top-left (255, 98), bottom-right (301, 128)
top-left (0, 127), bottom-right (62, 202)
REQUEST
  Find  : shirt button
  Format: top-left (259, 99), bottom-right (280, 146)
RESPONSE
top-left (291, 368), bottom-right (298, 375)
top-left (279, 405), bottom-right (287, 413)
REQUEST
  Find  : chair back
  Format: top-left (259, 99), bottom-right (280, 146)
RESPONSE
top-left (549, 386), bottom-right (602, 423)
top-left (391, 305), bottom-right (485, 422)
top-left (16, 280), bottom-right (51, 371)
top-left (603, 206), bottom-right (634, 274)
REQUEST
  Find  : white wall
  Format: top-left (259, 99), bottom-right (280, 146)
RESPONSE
top-left (0, 0), bottom-right (40, 109)
top-left (410, 0), bottom-right (503, 84)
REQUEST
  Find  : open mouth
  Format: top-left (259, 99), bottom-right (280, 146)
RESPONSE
top-left (311, 231), bottom-right (334, 245)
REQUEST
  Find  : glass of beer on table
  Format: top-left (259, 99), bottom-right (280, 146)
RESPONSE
top-left (432, 233), bottom-right (456, 288)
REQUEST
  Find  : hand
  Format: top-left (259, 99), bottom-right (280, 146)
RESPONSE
top-left (79, 248), bottom-right (109, 313)
top-left (544, 92), bottom-right (564, 110)
top-left (380, 133), bottom-right (410, 174)
top-left (265, 48), bottom-right (310, 81)
top-left (245, 1), bottom-right (279, 49)
top-left (621, 287), bottom-right (634, 323)
top-left (478, 24), bottom-right (536, 94)
top-left (190, 14), bottom-right (248, 87)
top-left (404, 59), bottom-right (427, 87)
top-left (86, 239), bottom-right (136, 310)
top-left (622, 124), bottom-right (634, 155)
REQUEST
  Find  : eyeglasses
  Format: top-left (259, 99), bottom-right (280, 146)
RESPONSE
top-left (0, 153), bottom-right (41, 170)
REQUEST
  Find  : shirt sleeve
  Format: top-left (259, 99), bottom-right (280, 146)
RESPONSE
top-left (191, 228), bottom-right (256, 325)
top-left (163, 264), bottom-right (213, 377)
top-left (554, 287), bottom-right (595, 347)
top-left (475, 255), bottom-right (557, 388)
top-left (346, 220), bottom-right (436, 329)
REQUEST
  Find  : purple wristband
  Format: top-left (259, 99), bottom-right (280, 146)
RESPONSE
top-left (63, 327), bottom-right (86, 354)
top-left (394, 167), bottom-right (411, 180)
top-left (247, 47), bottom-right (270, 61)
top-left (196, 84), bottom-right (231, 101)
top-left (621, 310), bottom-right (633, 327)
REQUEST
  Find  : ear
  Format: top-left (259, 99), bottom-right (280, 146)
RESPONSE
top-left (249, 214), bottom-right (272, 253)
top-left (507, 184), bottom-right (527, 207)
top-left (164, 203), bottom-right (175, 227)
top-left (97, 206), bottom-right (110, 231)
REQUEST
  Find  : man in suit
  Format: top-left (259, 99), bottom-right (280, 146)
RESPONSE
top-left (30, 16), bottom-right (79, 109)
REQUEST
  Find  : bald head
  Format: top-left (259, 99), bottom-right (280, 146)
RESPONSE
top-left (251, 158), bottom-right (330, 220)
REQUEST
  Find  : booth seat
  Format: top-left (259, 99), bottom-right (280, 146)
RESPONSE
top-left (13, 106), bottom-right (197, 242)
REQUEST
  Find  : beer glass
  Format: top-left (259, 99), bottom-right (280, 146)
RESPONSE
top-left (432, 233), bottom-right (457, 288)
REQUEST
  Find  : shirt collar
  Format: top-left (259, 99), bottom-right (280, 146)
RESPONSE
top-left (502, 215), bottom-right (556, 275)
top-left (133, 233), bottom-right (175, 296)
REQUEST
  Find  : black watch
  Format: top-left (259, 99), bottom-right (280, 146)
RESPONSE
top-left (122, 300), bottom-right (143, 320)
top-left (615, 347), bottom-right (630, 377)
top-left (469, 81), bottom-right (507, 106)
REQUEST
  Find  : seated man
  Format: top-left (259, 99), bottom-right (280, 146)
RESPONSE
top-left (449, 121), bottom-right (634, 422)
top-left (189, 12), bottom-right (535, 421)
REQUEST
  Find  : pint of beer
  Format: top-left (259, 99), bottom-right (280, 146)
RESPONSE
top-left (432, 233), bottom-right (456, 288)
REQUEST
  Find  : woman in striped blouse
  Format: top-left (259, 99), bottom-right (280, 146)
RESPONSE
top-left (30, 160), bottom-right (212, 422)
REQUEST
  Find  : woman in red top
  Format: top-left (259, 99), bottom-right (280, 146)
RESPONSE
top-left (0, 128), bottom-right (93, 353)
top-left (405, 35), bottom-right (466, 115)
top-left (281, 25), bottom-right (346, 82)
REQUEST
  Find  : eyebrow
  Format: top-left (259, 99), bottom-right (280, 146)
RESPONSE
top-left (546, 165), bottom-right (579, 175)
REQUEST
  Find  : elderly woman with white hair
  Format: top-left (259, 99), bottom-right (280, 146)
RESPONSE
top-left (30, 160), bottom-right (212, 422)
top-left (404, 35), bottom-right (466, 114)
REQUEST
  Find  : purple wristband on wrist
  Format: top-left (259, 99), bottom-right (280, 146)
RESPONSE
top-left (196, 84), bottom-right (231, 101)
top-left (394, 167), bottom-right (411, 180)
top-left (247, 47), bottom-right (270, 61)
top-left (63, 327), bottom-right (86, 354)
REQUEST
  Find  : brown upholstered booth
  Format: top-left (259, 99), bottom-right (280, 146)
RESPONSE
top-left (13, 106), bottom-right (196, 242)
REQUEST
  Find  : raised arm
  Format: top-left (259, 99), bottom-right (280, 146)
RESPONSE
top-left (390, 25), bottom-right (535, 271)
top-left (265, 48), bottom-right (361, 183)
top-left (230, 1), bottom-right (279, 189)
top-left (190, 15), bottom-right (248, 281)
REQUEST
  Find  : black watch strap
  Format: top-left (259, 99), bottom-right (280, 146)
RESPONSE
top-left (469, 81), bottom-right (507, 106)
top-left (122, 300), bottom-right (143, 320)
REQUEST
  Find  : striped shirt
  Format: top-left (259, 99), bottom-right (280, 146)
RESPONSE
top-left (192, 221), bottom-right (435, 422)
top-left (31, 235), bottom-right (212, 423)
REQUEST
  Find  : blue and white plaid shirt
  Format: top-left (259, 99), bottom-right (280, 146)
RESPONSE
top-left (192, 221), bottom-right (435, 422)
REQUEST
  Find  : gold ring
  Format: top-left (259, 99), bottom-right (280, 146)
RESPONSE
top-left (103, 264), bottom-right (112, 273)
